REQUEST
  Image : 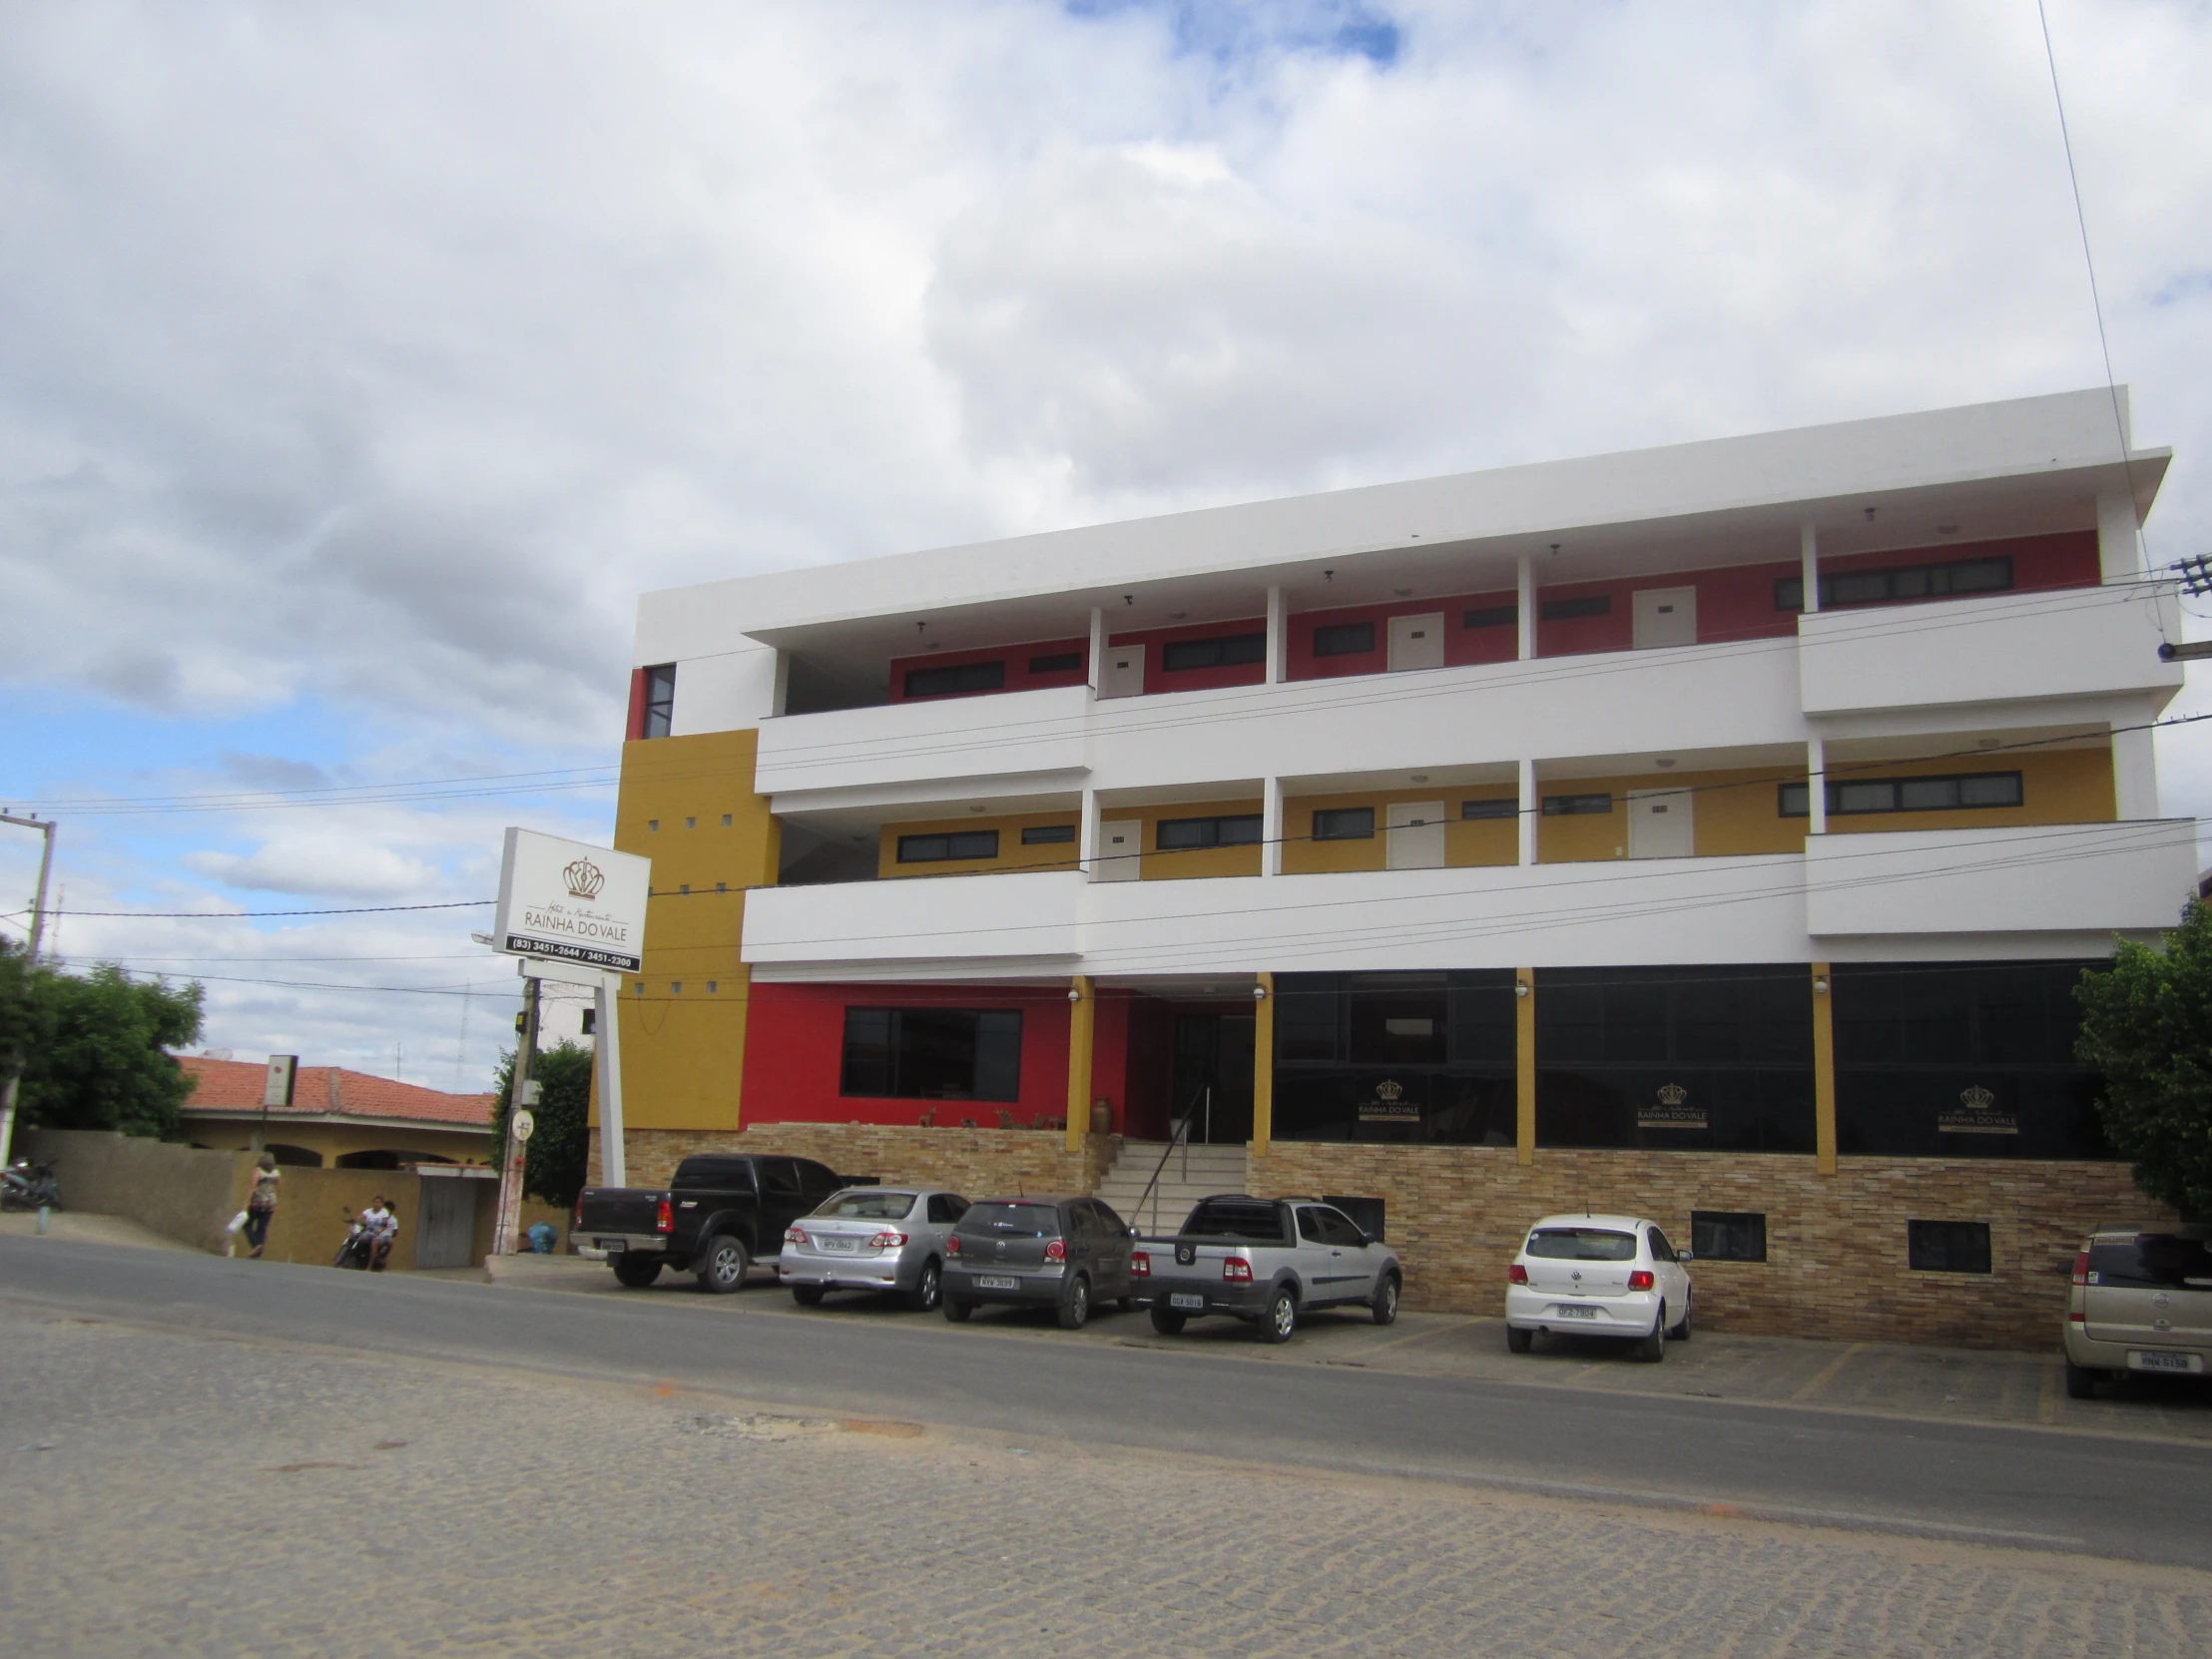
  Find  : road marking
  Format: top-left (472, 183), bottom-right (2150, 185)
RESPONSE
top-left (1351, 1321), bottom-right (1465, 1357)
top-left (1791, 1343), bottom-right (1866, 1403)
top-left (2038, 1356), bottom-right (2060, 1425)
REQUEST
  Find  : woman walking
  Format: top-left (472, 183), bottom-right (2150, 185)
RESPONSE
top-left (244, 1153), bottom-right (279, 1259)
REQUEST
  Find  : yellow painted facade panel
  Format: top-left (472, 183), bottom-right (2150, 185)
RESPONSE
top-left (1823, 746), bottom-right (2114, 834)
top-left (1281, 788), bottom-right (1517, 873)
top-left (876, 810), bottom-right (1084, 879)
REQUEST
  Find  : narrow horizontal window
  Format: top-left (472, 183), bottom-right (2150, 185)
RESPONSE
top-left (1157, 814), bottom-right (1263, 850)
top-left (1460, 798), bottom-right (1518, 820)
top-left (1462, 603), bottom-right (1517, 629)
top-left (1026, 651), bottom-right (1082, 674)
top-left (1908, 1219), bottom-right (1991, 1274)
top-left (904, 660), bottom-right (1006, 698)
top-left (1778, 783), bottom-right (1810, 819)
top-left (840, 1007), bottom-right (1022, 1101)
top-left (1161, 632), bottom-right (1267, 672)
top-left (1690, 1210), bottom-right (1768, 1263)
top-left (1542, 794), bottom-right (1613, 817)
top-left (1019, 825), bottom-right (1076, 845)
top-left (1312, 808), bottom-right (1376, 840)
top-left (1786, 771), bottom-right (2023, 819)
top-left (1540, 595), bottom-right (1611, 622)
top-left (1775, 556), bottom-right (2015, 613)
top-left (897, 830), bottom-right (1000, 863)
top-left (1312, 622), bottom-right (1376, 657)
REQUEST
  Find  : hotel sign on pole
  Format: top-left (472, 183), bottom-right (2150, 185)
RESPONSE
top-left (492, 829), bottom-right (651, 974)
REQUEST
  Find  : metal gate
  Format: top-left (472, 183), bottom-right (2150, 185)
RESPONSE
top-left (413, 1174), bottom-right (480, 1269)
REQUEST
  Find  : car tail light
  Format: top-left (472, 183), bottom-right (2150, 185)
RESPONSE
top-left (868, 1231), bottom-right (908, 1249)
top-left (1628, 1270), bottom-right (1655, 1291)
top-left (1507, 1263), bottom-right (1528, 1285)
top-left (945, 1234), bottom-right (961, 1256)
top-left (784, 1228), bottom-right (808, 1247)
top-left (2072, 1249), bottom-right (2090, 1287)
top-left (654, 1198), bottom-right (673, 1235)
top-left (1131, 1251), bottom-right (1150, 1279)
top-left (2070, 1309), bottom-right (2086, 1324)
top-left (1045, 1238), bottom-right (1066, 1262)
top-left (574, 1195), bottom-right (586, 1230)
top-left (1222, 1257), bottom-right (1254, 1283)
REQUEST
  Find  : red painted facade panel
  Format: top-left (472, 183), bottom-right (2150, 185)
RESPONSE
top-left (1108, 618), bottom-right (1269, 694)
top-left (1286, 591), bottom-right (1520, 681)
top-left (625, 667), bottom-right (649, 741)
top-left (886, 638), bottom-right (1089, 703)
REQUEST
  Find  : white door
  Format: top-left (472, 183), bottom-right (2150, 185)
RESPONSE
top-left (1094, 819), bottom-right (1142, 881)
top-left (1631, 587), bottom-right (1696, 648)
top-left (1626, 789), bottom-right (1694, 858)
top-left (1385, 801), bottom-right (1446, 870)
top-left (1386, 612), bottom-right (1445, 672)
top-left (1097, 645), bottom-right (1145, 700)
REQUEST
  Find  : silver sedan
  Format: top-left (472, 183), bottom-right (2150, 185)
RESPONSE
top-left (779, 1187), bottom-right (970, 1312)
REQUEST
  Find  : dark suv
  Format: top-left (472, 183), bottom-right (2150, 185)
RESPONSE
top-left (943, 1195), bottom-right (1135, 1330)
top-left (575, 1155), bottom-right (844, 1292)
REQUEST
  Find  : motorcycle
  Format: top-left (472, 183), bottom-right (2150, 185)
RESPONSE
top-left (332, 1216), bottom-right (375, 1270)
top-left (1, 1161), bottom-right (61, 1212)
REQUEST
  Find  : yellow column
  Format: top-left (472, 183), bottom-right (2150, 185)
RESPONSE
top-left (1252, 972), bottom-right (1275, 1157)
top-left (1064, 976), bottom-right (1095, 1153)
top-left (1812, 962), bottom-right (1837, 1175)
top-left (1515, 968), bottom-right (1536, 1166)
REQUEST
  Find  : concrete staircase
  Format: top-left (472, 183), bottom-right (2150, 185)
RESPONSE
top-left (1094, 1140), bottom-right (1249, 1237)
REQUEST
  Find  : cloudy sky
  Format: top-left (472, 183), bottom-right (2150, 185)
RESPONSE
top-left (3, 0), bottom-right (2210, 1090)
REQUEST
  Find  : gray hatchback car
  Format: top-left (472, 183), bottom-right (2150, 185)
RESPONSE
top-left (942, 1195), bottom-right (1136, 1330)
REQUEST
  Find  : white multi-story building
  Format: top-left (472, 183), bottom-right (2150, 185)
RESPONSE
top-left (607, 387), bottom-right (2192, 1345)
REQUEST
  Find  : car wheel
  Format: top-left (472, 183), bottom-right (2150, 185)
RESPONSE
top-left (2064, 1360), bottom-right (2099, 1399)
top-left (1057, 1274), bottom-right (1091, 1331)
top-left (697, 1235), bottom-right (750, 1295)
top-left (1260, 1286), bottom-right (1297, 1345)
top-left (943, 1297), bottom-right (972, 1323)
top-left (1149, 1305), bottom-right (1187, 1337)
top-left (1505, 1326), bottom-right (1533, 1354)
top-left (1372, 1271), bottom-right (1400, 1327)
top-left (1670, 1291), bottom-right (1692, 1342)
top-left (791, 1284), bottom-right (825, 1307)
top-left (1636, 1305), bottom-right (1668, 1363)
top-left (911, 1260), bottom-right (942, 1313)
top-left (612, 1255), bottom-right (662, 1289)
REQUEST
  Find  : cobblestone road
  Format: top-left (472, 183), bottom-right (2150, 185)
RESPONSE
top-left (4, 1303), bottom-right (2207, 1658)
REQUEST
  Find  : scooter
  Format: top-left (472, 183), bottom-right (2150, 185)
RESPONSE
top-left (1, 1161), bottom-right (61, 1212)
top-left (332, 1215), bottom-right (375, 1270)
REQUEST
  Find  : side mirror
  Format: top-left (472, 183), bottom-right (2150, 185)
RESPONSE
top-left (1677, 1250), bottom-right (1694, 1264)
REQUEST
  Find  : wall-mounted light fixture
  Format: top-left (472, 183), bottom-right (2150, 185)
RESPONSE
top-left (1410, 774), bottom-right (1429, 784)
top-left (1654, 757), bottom-right (1676, 769)
top-left (1514, 982), bottom-right (1531, 999)
top-left (1813, 975), bottom-right (1831, 995)
top-left (1251, 984), bottom-right (1268, 1000)
top-left (1067, 987), bottom-right (1082, 1002)
top-left (1393, 587), bottom-right (1411, 598)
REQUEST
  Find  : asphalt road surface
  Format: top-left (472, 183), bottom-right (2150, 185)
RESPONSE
top-left (6, 1235), bottom-right (2209, 1567)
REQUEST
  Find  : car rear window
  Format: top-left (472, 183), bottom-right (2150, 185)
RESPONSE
top-left (963, 1202), bottom-right (1058, 1236)
top-left (1181, 1201), bottom-right (1288, 1243)
top-left (2087, 1234), bottom-right (2212, 1291)
top-left (1526, 1228), bottom-right (1638, 1262)
top-left (815, 1190), bottom-right (917, 1220)
top-left (671, 1158), bottom-right (753, 1191)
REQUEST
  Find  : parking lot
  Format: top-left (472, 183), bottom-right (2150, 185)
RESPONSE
top-left (491, 1253), bottom-right (2212, 1444)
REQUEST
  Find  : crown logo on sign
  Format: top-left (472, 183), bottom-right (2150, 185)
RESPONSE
top-left (1377, 1080), bottom-right (1403, 1102)
top-left (1959, 1084), bottom-right (1995, 1111)
top-left (563, 857), bottom-right (605, 900)
top-left (1656, 1083), bottom-right (1688, 1106)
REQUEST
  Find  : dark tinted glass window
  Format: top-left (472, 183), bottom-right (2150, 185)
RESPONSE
top-left (1350, 982), bottom-right (1448, 1064)
top-left (642, 664), bottom-right (677, 739)
top-left (758, 1159), bottom-right (802, 1200)
top-left (897, 830), bottom-right (999, 862)
top-left (1908, 1220), bottom-right (1991, 1273)
top-left (1272, 971), bottom-right (1515, 1146)
top-left (1691, 1211), bottom-right (1767, 1262)
top-left (1313, 622), bottom-right (1376, 657)
top-left (796, 1160), bottom-right (841, 1200)
top-left (1297, 1206), bottom-right (1331, 1243)
top-left (2085, 1234), bottom-right (2212, 1290)
top-left (1543, 794), bottom-right (1613, 816)
top-left (1781, 772), bottom-right (2022, 819)
top-left (1314, 1208), bottom-right (1367, 1248)
top-left (904, 660), bottom-right (1006, 698)
top-left (1463, 603), bottom-right (1517, 629)
top-left (1324, 1195), bottom-right (1385, 1242)
top-left (1541, 595), bottom-right (1611, 621)
top-left (962, 1202), bottom-right (1055, 1236)
top-left (1314, 807), bottom-right (1376, 840)
top-left (839, 1008), bottom-right (1023, 1101)
top-left (1776, 556), bottom-right (2015, 612)
top-left (1026, 651), bottom-right (1082, 673)
top-left (1093, 1201), bottom-right (1126, 1237)
top-left (1461, 798), bottom-right (1517, 820)
top-left (1020, 825), bottom-right (1076, 844)
top-left (1160, 632), bottom-right (1266, 672)
top-left (1157, 814), bottom-right (1262, 849)
top-left (671, 1157), bottom-right (753, 1191)
top-left (1182, 1199), bottom-right (1288, 1242)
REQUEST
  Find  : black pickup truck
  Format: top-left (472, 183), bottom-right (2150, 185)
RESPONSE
top-left (574, 1154), bottom-right (846, 1292)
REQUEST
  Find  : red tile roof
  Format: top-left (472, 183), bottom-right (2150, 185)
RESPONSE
top-left (178, 1056), bottom-right (494, 1128)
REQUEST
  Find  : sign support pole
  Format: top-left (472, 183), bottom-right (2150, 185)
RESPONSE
top-left (494, 976), bottom-right (540, 1256)
top-left (595, 973), bottom-right (626, 1188)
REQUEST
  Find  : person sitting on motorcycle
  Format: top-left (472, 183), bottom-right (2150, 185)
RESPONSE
top-left (361, 1196), bottom-right (399, 1272)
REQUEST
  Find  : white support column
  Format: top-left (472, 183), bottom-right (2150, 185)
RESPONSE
top-left (769, 651), bottom-right (791, 717)
top-left (1516, 556), bottom-right (1536, 662)
top-left (1800, 524), bottom-right (1821, 614)
top-left (595, 973), bottom-right (626, 1187)
top-left (1806, 738), bottom-right (1827, 834)
top-left (1087, 606), bottom-right (1107, 689)
top-left (1262, 776), bottom-right (1285, 876)
top-left (1266, 585), bottom-right (1288, 684)
top-left (1517, 758), bottom-right (1538, 866)
top-left (2098, 490), bottom-right (2142, 584)
top-left (2113, 715), bottom-right (2161, 821)
top-left (1074, 792), bottom-right (1101, 884)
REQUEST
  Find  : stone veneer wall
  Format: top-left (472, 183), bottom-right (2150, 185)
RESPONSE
top-left (593, 1125), bottom-right (1120, 1204)
top-left (1248, 1143), bottom-right (2170, 1350)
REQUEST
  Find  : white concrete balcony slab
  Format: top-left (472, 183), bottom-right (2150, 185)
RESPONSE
top-left (757, 684), bottom-right (1091, 806)
top-left (743, 870), bottom-right (1084, 977)
top-left (1798, 584), bottom-right (2181, 718)
top-left (1803, 820), bottom-right (2198, 937)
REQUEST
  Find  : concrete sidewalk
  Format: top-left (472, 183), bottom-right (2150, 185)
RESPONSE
top-left (0, 1210), bottom-right (195, 1252)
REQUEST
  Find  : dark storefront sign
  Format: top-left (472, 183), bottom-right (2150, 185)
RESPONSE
top-left (1936, 1085), bottom-right (2018, 1136)
top-left (1636, 1084), bottom-right (1707, 1131)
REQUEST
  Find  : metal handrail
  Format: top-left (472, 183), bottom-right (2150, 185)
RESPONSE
top-left (1132, 1085), bottom-right (1208, 1236)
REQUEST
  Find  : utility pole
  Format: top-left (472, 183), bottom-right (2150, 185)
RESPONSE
top-left (0, 812), bottom-right (57, 1167)
top-left (493, 977), bottom-right (540, 1256)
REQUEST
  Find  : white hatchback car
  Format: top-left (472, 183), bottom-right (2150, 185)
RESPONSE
top-left (1505, 1214), bottom-right (1693, 1362)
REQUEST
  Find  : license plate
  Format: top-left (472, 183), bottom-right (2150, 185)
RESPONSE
top-left (976, 1275), bottom-right (1019, 1291)
top-left (1170, 1294), bottom-right (1205, 1311)
top-left (818, 1237), bottom-right (858, 1254)
top-left (1554, 1304), bottom-right (1599, 1320)
top-left (597, 1239), bottom-right (625, 1254)
top-left (2129, 1350), bottom-right (2204, 1373)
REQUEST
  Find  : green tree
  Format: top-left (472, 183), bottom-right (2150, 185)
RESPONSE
top-left (2075, 899), bottom-right (2212, 1222)
top-left (490, 1039), bottom-right (594, 1209)
top-left (15, 961), bottom-right (204, 1139)
top-left (0, 938), bottom-right (57, 1083)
